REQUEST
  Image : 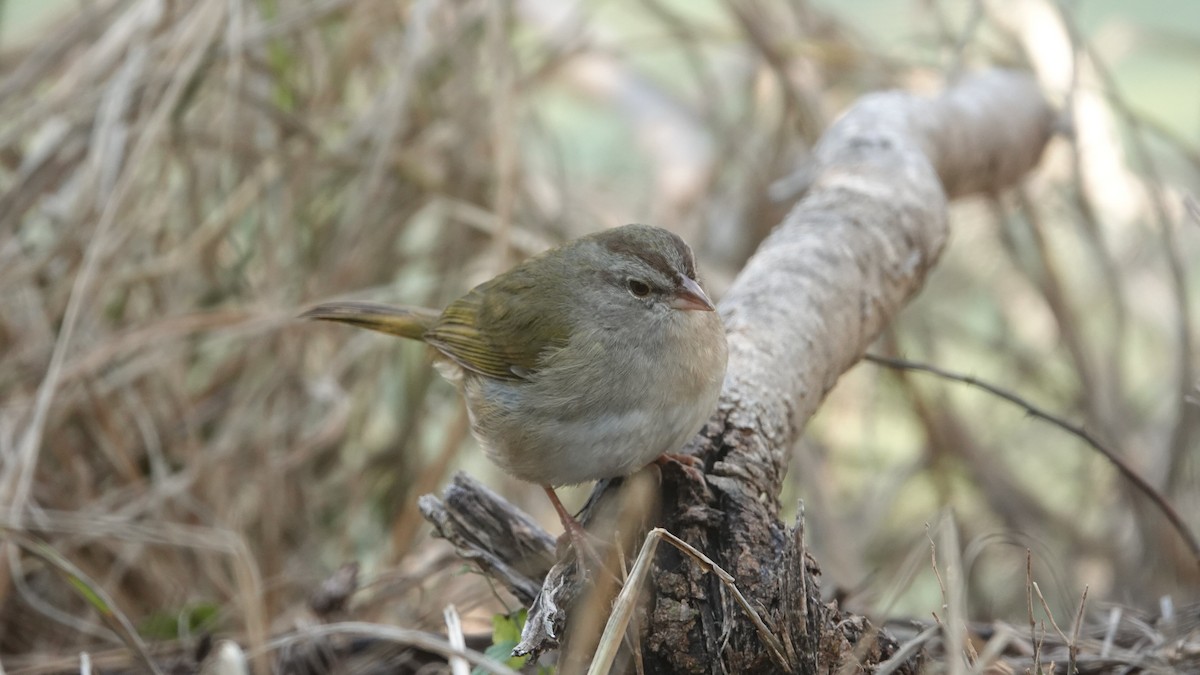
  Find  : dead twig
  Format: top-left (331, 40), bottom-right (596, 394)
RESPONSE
top-left (865, 353), bottom-right (1200, 565)
top-left (588, 527), bottom-right (791, 675)
top-left (2, 530), bottom-right (166, 675)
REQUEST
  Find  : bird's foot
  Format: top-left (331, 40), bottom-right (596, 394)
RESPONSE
top-left (542, 486), bottom-right (610, 573)
top-left (559, 517), bottom-right (609, 572)
top-left (655, 452), bottom-right (707, 484)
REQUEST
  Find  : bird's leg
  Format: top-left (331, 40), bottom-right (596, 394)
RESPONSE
top-left (541, 485), bottom-right (605, 569)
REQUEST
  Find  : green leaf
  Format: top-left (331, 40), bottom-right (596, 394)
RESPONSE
top-left (492, 608), bottom-right (526, 644)
top-left (472, 610), bottom-right (541, 675)
top-left (67, 575), bottom-right (112, 616)
top-left (138, 602), bottom-right (222, 640)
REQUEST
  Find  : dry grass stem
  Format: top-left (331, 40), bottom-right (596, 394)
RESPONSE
top-left (588, 527), bottom-right (790, 675)
top-left (867, 354), bottom-right (1200, 564)
top-left (442, 604), bottom-right (469, 675)
top-left (0, 0), bottom-right (1195, 671)
top-left (262, 622), bottom-right (518, 675)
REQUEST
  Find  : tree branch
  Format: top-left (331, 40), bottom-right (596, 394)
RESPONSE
top-left (421, 69), bottom-right (1056, 673)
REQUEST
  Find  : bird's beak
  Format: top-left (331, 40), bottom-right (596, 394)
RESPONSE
top-left (669, 276), bottom-right (716, 312)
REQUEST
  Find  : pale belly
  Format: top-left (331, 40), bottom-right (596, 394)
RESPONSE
top-left (491, 402), bottom-right (712, 486)
top-left (460, 367), bottom-right (721, 487)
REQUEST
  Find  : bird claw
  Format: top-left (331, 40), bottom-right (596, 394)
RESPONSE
top-left (543, 486), bottom-right (611, 573)
top-left (556, 521), bottom-right (610, 573)
top-left (655, 452), bottom-right (707, 484)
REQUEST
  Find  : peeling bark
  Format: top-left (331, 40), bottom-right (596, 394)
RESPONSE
top-left (421, 70), bottom-right (1056, 673)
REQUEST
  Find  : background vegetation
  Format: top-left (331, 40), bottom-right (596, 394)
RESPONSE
top-left (0, 0), bottom-right (1196, 670)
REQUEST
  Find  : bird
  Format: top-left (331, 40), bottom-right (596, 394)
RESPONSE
top-left (302, 224), bottom-right (728, 554)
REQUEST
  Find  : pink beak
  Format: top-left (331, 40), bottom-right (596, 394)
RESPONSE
top-left (669, 276), bottom-right (716, 312)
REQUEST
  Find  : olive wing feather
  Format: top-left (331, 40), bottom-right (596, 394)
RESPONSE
top-left (424, 274), bottom-right (570, 381)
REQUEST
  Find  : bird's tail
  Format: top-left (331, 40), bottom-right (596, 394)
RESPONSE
top-left (300, 301), bottom-right (439, 341)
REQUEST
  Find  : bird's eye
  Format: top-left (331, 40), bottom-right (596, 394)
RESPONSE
top-left (627, 279), bottom-right (651, 298)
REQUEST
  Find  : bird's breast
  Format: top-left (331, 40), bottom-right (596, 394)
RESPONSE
top-left (456, 310), bottom-right (726, 486)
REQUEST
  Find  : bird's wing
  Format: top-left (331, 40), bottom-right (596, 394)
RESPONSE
top-left (424, 276), bottom-right (569, 382)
